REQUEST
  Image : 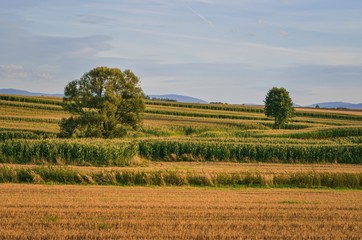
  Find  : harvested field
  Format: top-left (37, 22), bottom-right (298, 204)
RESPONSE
top-left (0, 184), bottom-right (361, 239)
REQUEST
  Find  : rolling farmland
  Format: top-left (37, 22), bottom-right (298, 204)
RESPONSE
top-left (1, 94), bottom-right (361, 167)
top-left (0, 94), bottom-right (361, 238)
top-left (0, 94), bottom-right (361, 187)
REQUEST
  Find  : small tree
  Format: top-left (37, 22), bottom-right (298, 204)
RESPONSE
top-left (60, 66), bottom-right (145, 138)
top-left (264, 87), bottom-right (294, 129)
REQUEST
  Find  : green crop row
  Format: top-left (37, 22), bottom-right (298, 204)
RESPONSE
top-left (146, 101), bottom-right (264, 113)
top-left (1, 138), bottom-right (361, 165)
top-left (295, 111), bottom-right (362, 121)
top-left (260, 122), bottom-right (311, 130)
top-left (0, 166), bottom-right (360, 189)
top-left (0, 139), bottom-right (138, 166)
top-left (0, 101), bottom-right (64, 111)
top-left (145, 109), bottom-right (269, 121)
top-left (265, 127), bottom-right (362, 139)
top-left (149, 136), bottom-right (340, 145)
top-left (0, 116), bottom-right (60, 124)
top-left (146, 109), bottom-right (361, 125)
top-left (0, 95), bottom-right (63, 106)
top-left (146, 101), bottom-right (362, 121)
top-left (138, 140), bottom-right (362, 164)
top-left (0, 130), bottom-right (56, 141)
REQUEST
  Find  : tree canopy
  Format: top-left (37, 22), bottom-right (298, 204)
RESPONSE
top-left (60, 66), bottom-right (145, 138)
top-left (264, 87), bottom-right (294, 129)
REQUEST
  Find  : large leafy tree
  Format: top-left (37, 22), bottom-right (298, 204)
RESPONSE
top-left (60, 67), bottom-right (145, 138)
top-left (264, 87), bottom-right (294, 129)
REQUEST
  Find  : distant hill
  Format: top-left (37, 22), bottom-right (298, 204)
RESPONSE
top-left (0, 89), bottom-right (208, 104)
top-left (0, 88), bottom-right (63, 97)
top-left (306, 102), bottom-right (362, 110)
top-left (1, 89), bottom-right (360, 108)
top-left (148, 94), bottom-right (208, 104)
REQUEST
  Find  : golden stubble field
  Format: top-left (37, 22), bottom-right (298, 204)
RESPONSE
top-left (0, 184), bottom-right (361, 239)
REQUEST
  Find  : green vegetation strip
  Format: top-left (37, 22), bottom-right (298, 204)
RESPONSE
top-left (0, 130), bottom-right (57, 141)
top-left (1, 139), bottom-right (361, 165)
top-left (262, 127), bottom-right (362, 139)
top-left (295, 111), bottom-right (362, 121)
top-left (145, 109), bottom-right (269, 121)
top-left (146, 101), bottom-right (264, 113)
top-left (0, 139), bottom-right (138, 166)
top-left (0, 101), bottom-right (64, 111)
top-left (0, 116), bottom-right (60, 124)
top-left (146, 101), bottom-right (362, 121)
top-left (0, 95), bottom-right (63, 106)
top-left (0, 166), bottom-right (360, 189)
top-left (2, 95), bottom-right (360, 121)
top-left (138, 140), bottom-right (362, 164)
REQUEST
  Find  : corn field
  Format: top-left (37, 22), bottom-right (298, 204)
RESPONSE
top-left (0, 139), bottom-right (138, 166)
top-left (138, 139), bottom-right (362, 163)
top-left (0, 94), bottom-right (361, 180)
top-left (0, 138), bottom-right (361, 165)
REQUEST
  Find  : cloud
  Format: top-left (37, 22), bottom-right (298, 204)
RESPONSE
top-left (278, 30), bottom-right (289, 37)
top-left (187, 6), bottom-right (214, 27)
top-left (0, 64), bottom-right (27, 80)
top-left (0, 0), bottom-right (42, 10)
top-left (137, 60), bottom-right (362, 105)
top-left (102, 25), bottom-right (362, 68)
top-left (257, 19), bottom-right (268, 28)
top-left (0, 14), bottom-right (113, 92)
top-left (0, 0), bottom-right (361, 104)
top-left (280, 0), bottom-right (296, 3)
top-left (0, 64), bottom-right (24, 71)
top-left (0, 22), bottom-right (112, 64)
top-left (0, 64), bottom-right (60, 92)
top-left (77, 14), bottom-right (113, 25)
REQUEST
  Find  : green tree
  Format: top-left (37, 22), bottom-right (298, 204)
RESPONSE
top-left (60, 66), bottom-right (145, 138)
top-left (264, 87), bottom-right (294, 129)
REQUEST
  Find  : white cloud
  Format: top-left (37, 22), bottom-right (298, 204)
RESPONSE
top-left (257, 19), bottom-right (268, 28)
top-left (0, 64), bottom-right (28, 80)
top-left (278, 30), bottom-right (289, 37)
top-left (0, 64), bottom-right (24, 70)
top-left (188, 6), bottom-right (214, 27)
top-left (99, 26), bottom-right (362, 68)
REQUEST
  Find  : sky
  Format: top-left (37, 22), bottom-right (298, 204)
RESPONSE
top-left (0, 0), bottom-right (361, 105)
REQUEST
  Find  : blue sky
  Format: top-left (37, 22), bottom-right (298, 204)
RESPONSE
top-left (0, 0), bottom-right (361, 105)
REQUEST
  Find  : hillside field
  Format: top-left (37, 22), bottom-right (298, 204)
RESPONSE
top-left (0, 94), bottom-right (361, 238)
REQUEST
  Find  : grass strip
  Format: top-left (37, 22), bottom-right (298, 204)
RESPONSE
top-left (0, 166), bottom-right (360, 189)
